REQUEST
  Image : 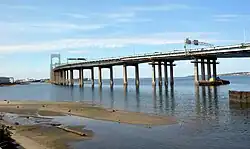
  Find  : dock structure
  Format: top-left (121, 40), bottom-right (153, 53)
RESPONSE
top-left (51, 43), bottom-right (250, 87)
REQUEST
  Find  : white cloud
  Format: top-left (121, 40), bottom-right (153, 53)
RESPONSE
top-left (104, 12), bottom-right (136, 19)
top-left (30, 23), bottom-right (105, 31)
top-left (0, 4), bottom-right (36, 10)
top-left (130, 4), bottom-right (190, 11)
top-left (115, 18), bottom-right (151, 23)
top-left (68, 50), bottom-right (89, 54)
top-left (214, 14), bottom-right (238, 18)
top-left (0, 37), bottom-right (236, 54)
top-left (213, 14), bottom-right (243, 22)
top-left (0, 22), bottom-right (106, 33)
top-left (62, 13), bottom-right (88, 19)
top-left (152, 31), bottom-right (220, 38)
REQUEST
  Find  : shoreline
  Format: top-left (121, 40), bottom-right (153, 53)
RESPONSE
top-left (0, 100), bottom-right (177, 149)
top-left (0, 100), bottom-right (177, 126)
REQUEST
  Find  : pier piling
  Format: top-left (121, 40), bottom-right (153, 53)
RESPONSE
top-left (164, 61), bottom-right (168, 86)
top-left (152, 62), bottom-right (156, 86)
top-left (135, 64), bottom-right (140, 86)
top-left (170, 61), bottom-right (174, 86)
top-left (158, 61), bottom-right (162, 86)
top-left (91, 67), bottom-right (95, 87)
top-left (70, 69), bottom-right (74, 86)
top-left (123, 64), bottom-right (128, 86)
top-left (98, 67), bottom-right (102, 87)
top-left (201, 59), bottom-right (206, 80)
top-left (207, 59), bottom-right (211, 80)
top-left (110, 66), bottom-right (114, 87)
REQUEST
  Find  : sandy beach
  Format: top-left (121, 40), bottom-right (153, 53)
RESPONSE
top-left (0, 100), bottom-right (176, 125)
top-left (0, 100), bottom-right (177, 149)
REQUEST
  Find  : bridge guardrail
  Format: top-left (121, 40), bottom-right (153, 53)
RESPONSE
top-left (54, 43), bottom-right (250, 68)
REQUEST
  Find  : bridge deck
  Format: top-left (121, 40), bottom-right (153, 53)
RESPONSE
top-left (54, 43), bottom-right (250, 71)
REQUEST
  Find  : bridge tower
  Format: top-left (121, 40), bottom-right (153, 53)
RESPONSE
top-left (50, 54), bottom-right (61, 83)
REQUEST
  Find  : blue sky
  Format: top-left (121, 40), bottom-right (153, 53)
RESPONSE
top-left (0, 0), bottom-right (249, 79)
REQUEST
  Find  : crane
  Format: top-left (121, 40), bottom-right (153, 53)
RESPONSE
top-left (185, 38), bottom-right (214, 48)
top-left (184, 38), bottom-right (214, 54)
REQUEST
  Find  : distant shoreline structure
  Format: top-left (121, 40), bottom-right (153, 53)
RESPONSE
top-left (186, 72), bottom-right (250, 77)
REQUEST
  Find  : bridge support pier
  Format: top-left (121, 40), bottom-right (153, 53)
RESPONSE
top-left (135, 64), bottom-right (140, 86)
top-left (98, 67), bottom-right (102, 87)
top-left (66, 70), bottom-right (69, 85)
top-left (170, 61), bottom-right (174, 86)
top-left (194, 59), bottom-right (199, 84)
top-left (60, 71), bottom-right (63, 85)
top-left (158, 61), bottom-right (162, 86)
top-left (213, 59), bottom-right (217, 79)
top-left (53, 72), bottom-right (56, 84)
top-left (123, 64), bottom-right (128, 86)
top-left (110, 66), bottom-right (114, 87)
top-left (70, 69), bottom-right (74, 86)
top-left (56, 71), bottom-right (59, 85)
top-left (91, 68), bottom-right (95, 87)
top-left (201, 59), bottom-right (206, 80)
top-left (152, 62), bottom-right (156, 86)
top-left (164, 61), bottom-right (168, 86)
top-left (207, 59), bottom-right (211, 80)
top-left (79, 68), bottom-right (83, 87)
top-left (82, 69), bottom-right (84, 86)
top-left (63, 70), bottom-right (66, 85)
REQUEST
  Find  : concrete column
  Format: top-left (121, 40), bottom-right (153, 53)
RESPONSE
top-left (55, 71), bottom-right (58, 84)
top-left (123, 64), bottom-right (128, 86)
top-left (57, 71), bottom-right (59, 84)
top-left (201, 59), bottom-right (206, 80)
top-left (152, 62), bottom-right (156, 86)
top-left (164, 61), bottom-right (168, 86)
top-left (54, 72), bottom-right (57, 84)
top-left (70, 69), bottom-right (74, 86)
top-left (170, 61), bottom-right (174, 86)
top-left (66, 70), bottom-right (69, 85)
top-left (158, 61), bottom-right (162, 86)
top-left (213, 59), bottom-right (217, 79)
top-left (79, 68), bottom-right (83, 87)
top-left (81, 69), bottom-right (84, 86)
top-left (110, 66), bottom-right (114, 87)
top-left (135, 64), bottom-right (140, 86)
top-left (98, 67), bottom-right (102, 86)
top-left (207, 59), bottom-right (211, 80)
top-left (91, 67), bottom-right (94, 86)
top-left (62, 70), bottom-right (65, 85)
top-left (60, 71), bottom-right (63, 85)
top-left (63, 70), bottom-right (67, 85)
top-left (194, 59), bottom-right (199, 84)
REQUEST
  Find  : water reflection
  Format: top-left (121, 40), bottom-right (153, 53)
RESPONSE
top-left (194, 85), bottom-right (220, 122)
top-left (99, 86), bottom-right (103, 105)
top-left (152, 86), bottom-right (157, 112)
top-left (79, 87), bottom-right (84, 101)
top-left (158, 85), bottom-right (163, 113)
top-left (123, 86), bottom-right (128, 110)
top-left (91, 86), bottom-right (95, 105)
top-left (61, 83), bottom-right (225, 120)
top-left (195, 86), bottom-right (201, 116)
top-left (165, 86), bottom-right (169, 113)
top-left (135, 86), bottom-right (140, 112)
top-left (110, 87), bottom-right (114, 109)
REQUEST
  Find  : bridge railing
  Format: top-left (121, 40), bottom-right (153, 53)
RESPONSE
top-left (54, 42), bottom-right (250, 68)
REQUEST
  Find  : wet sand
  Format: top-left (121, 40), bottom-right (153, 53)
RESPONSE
top-left (0, 100), bottom-right (177, 125)
top-left (14, 125), bottom-right (92, 149)
top-left (0, 119), bottom-right (93, 149)
top-left (0, 100), bottom-right (177, 149)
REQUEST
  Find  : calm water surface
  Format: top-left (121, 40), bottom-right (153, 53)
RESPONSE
top-left (0, 76), bottom-right (249, 149)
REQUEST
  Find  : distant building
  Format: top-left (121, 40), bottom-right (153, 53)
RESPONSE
top-left (0, 77), bottom-right (14, 84)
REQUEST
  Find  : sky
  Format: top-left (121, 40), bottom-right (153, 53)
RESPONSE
top-left (0, 0), bottom-right (249, 79)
